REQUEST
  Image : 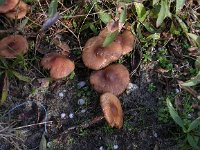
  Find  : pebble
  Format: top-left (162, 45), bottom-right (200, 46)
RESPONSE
top-left (99, 146), bottom-right (104, 150)
top-left (175, 88), bottom-right (180, 93)
top-left (113, 144), bottom-right (119, 149)
top-left (69, 113), bottom-right (74, 119)
top-left (81, 109), bottom-right (86, 113)
top-left (58, 92), bottom-right (64, 97)
top-left (78, 98), bottom-right (85, 105)
top-left (61, 113), bottom-right (66, 119)
top-left (126, 83), bottom-right (138, 95)
top-left (77, 81), bottom-right (86, 89)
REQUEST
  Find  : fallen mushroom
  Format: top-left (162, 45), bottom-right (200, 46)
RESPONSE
top-left (82, 36), bottom-right (122, 70)
top-left (5, 1), bottom-right (28, 19)
top-left (115, 30), bottom-right (135, 55)
top-left (90, 64), bottom-right (130, 96)
top-left (100, 92), bottom-right (123, 129)
top-left (41, 53), bottom-right (75, 79)
top-left (0, 35), bottom-right (28, 58)
top-left (0, 0), bottom-right (19, 13)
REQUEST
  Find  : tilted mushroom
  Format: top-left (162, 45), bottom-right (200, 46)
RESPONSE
top-left (115, 30), bottom-right (135, 55)
top-left (0, 35), bottom-right (28, 58)
top-left (41, 53), bottom-right (75, 80)
top-left (100, 92), bottom-right (123, 129)
top-left (5, 1), bottom-right (28, 19)
top-left (0, 0), bottom-right (19, 13)
top-left (90, 64), bottom-right (130, 96)
top-left (82, 36), bottom-right (122, 70)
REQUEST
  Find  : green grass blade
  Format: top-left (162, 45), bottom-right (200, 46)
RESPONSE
top-left (166, 98), bottom-right (186, 131)
top-left (48, 0), bottom-right (58, 17)
top-left (176, 0), bottom-right (185, 14)
top-left (187, 134), bottom-right (199, 149)
top-left (187, 33), bottom-right (200, 48)
top-left (188, 117), bottom-right (200, 132)
top-left (12, 71), bottom-right (32, 82)
top-left (1, 73), bottom-right (9, 105)
top-left (102, 30), bottom-right (119, 47)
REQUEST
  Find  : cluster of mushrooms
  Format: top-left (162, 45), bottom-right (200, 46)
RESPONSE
top-left (82, 27), bottom-right (135, 129)
top-left (0, 0), bottom-right (136, 129)
top-left (0, 0), bottom-right (28, 19)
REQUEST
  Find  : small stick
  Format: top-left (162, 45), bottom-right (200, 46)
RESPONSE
top-left (13, 121), bottom-right (53, 130)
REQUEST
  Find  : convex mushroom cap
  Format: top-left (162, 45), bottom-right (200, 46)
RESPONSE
top-left (5, 1), bottom-right (28, 19)
top-left (116, 30), bottom-right (135, 55)
top-left (0, 0), bottom-right (19, 13)
top-left (82, 36), bottom-right (122, 70)
top-left (41, 53), bottom-right (75, 79)
top-left (90, 64), bottom-right (130, 96)
top-left (0, 35), bottom-right (28, 58)
top-left (100, 92), bottom-right (123, 129)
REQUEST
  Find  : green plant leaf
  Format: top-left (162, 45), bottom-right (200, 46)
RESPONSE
top-left (0, 73), bottom-right (9, 105)
top-left (156, 0), bottom-right (171, 27)
top-left (134, 2), bottom-right (148, 22)
top-left (69, 71), bottom-right (75, 80)
top-left (188, 117), bottom-right (200, 132)
top-left (0, 0), bottom-right (5, 5)
top-left (166, 98), bottom-right (186, 131)
top-left (181, 73), bottom-right (200, 86)
top-left (39, 133), bottom-right (47, 150)
top-left (175, 15), bottom-right (188, 33)
top-left (102, 30), bottom-right (119, 47)
top-left (119, 3), bottom-right (127, 25)
top-left (187, 134), bottom-right (199, 149)
top-left (12, 71), bottom-right (32, 82)
top-left (187, 33), bottom-right (200, 48)
top-left (48, 0), bottom-right (58, 17)
top-left (176, 0), bottom-right (185, 14)
top-left (195, 56), bottom-right (200, 70)
top-left (153, 0), bottom-right (160, 5)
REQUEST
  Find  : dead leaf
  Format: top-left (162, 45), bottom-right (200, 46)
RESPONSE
top-left (188, 47), bottom-right (200, 57)
top-left (0, 73), bottom-right (9, 105)
top-left (175, 95), bottom-right (182, 110)
top-left (178, 80), bottom-right (199, 98)
top-left (52, 36), bottom-right (70, 56)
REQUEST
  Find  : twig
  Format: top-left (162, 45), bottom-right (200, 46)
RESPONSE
top-left (13, 121), bottom-right (53, 130)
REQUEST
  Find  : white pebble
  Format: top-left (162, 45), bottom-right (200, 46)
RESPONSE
top-left (81, 109), bottom-right (86, 113)
top-left (99, 146), bottom-right (104, 150)
top-left (77, 81), bottom-right (86, 89)
top-left (114, 144), bottom-right (119, 149)
top-left (175, 88), bottom-right (180, 93)
top-left (126, 83), bottom-right (138, 94)
top-left (69, 113), bottom-right (74, 119)
top-left (78, 98), bottom-right (85, 105)
top-left (60, 113), bottom-right (66, 119)
top-left (58, 92), bottom-right (64, 97)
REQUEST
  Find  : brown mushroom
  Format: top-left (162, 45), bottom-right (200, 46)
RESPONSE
top-left (0, 35), bottom-right (28, 58)
top-left (5, 1), bottom-right (28, 19)
top-left (100, 92), bottom-right (123, 129)
top-left (115, 30), bottom-right (135, 55)
top-left (0, 0), bottom-right (19, 13)
top-left (90, 64), bottom-right (130, 95)
top-left (41, 53), bottom-right (75, 79)
top-left (82, 36), bottom-right (122, 70)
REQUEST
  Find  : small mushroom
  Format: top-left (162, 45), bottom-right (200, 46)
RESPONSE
top-left (82, 36), bottom-right (122, 70)
top-left (0, 0), bottom-right (19, 13)
top-left (90, 64), bottom-right (130, 95)
top-left (0, 35), bottom-right (28, 58)
top-left (100, 93), bottom-right (123, 129)
top-left (41, 53), bottom-right (75, 79)
top-left (5, 1), bottom-right (28, 19)
top-left (115, 30), bottom-right (135, 55)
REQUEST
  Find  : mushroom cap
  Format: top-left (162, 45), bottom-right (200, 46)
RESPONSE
top-left (82, 36), bottom-right (122, 70)
top-left (41, 53), bottom-right (75, 79)
top-left (116, 30), bottom-right (135, 55)
top-left (0, 0), bottom-right (19, 13)
top-left (41, 53), bottom-right (60, 70)
top-left (50, 56), bottom-right (75, 79)
top-left (90, 64), bottom-right (130, 95)
top-left (0, 35), bottom-right (28, 58)
top-left (5, 1), bottom-right (28, 19)
top-left (100, 92), bottom-right (123, 129)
